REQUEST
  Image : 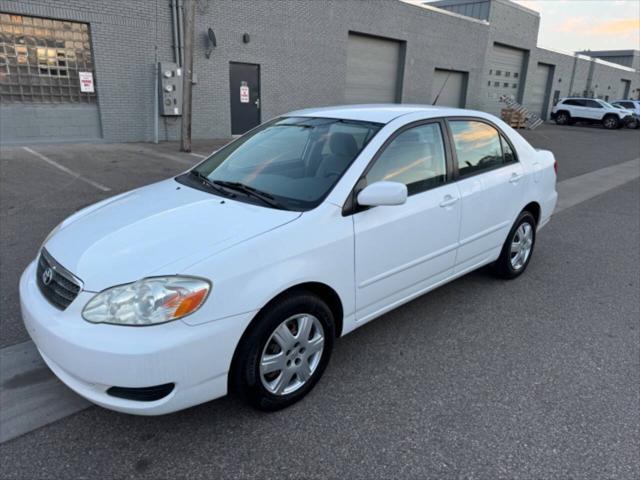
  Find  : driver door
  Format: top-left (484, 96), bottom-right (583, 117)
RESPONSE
top-left (352, 121), bottom-right (461, 323)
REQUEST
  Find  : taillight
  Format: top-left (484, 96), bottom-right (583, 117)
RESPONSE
top-left (554, 159), bottom-right (558, 174)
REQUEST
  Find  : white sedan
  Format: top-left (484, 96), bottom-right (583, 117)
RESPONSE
top-left (20, 105), bottom-right (557, 414)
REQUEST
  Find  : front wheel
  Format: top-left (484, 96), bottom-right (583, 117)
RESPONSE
top-left (602, 115), bottom-right (619, 129)
top-left (555, 111), bottom-right (570, 125)
top-left (231, 291), bottom-right (335, 411)
top-left (492, 211), bottom-right (536, 279)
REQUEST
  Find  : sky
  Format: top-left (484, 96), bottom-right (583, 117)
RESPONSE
top-left (512, 0), bottom-right (640, 52)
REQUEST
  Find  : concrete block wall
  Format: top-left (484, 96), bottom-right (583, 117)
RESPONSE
top-left (0, 104), bottom-right (101, 143)
top-left (0, 0), bottom-right (638, 144)
top-left (0, 0), bottom-right (179, 143)
top-left (477, 0), bottom-right (539, 113)
top-left (190, 0), bottom-right (489, 139)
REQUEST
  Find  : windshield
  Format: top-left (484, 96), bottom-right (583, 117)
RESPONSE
top-left (189, 117), bottom-right (382, 210)
top-left (598, 100), bottom-right (616, 109)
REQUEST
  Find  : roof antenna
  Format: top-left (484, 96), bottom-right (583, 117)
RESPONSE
top-left (432, 69), bottom-right (452, 106)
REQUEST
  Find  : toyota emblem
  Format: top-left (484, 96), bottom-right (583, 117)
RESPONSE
top-left (42, 267), bottom-right (53, 286)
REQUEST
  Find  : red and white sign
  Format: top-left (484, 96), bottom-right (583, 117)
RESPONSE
top-left (79, 72), bottom-right (94, 93)
top-left (240, 85), bottom-right (249, 103)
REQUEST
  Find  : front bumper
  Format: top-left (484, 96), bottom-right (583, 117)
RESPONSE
top-left (20, 260), bottom-right (255, 415)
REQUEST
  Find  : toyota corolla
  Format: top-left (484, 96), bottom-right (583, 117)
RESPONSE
top-left (20, 105), bottom-right (557, 414)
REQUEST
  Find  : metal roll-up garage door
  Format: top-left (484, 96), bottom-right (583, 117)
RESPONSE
top-left (345, 33), bottom-right (402, 104)
top-left (528, 63), bottom-right (553, 120)
top-left (431, 69), bottom-right (467, 107)
top-left (485, 44), bottom-right (526, 114)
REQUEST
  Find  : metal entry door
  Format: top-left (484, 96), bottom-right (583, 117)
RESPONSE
top-left (229, 62), bottom-right (260, 135)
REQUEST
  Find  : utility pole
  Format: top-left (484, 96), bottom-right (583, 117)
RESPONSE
top-left (181, 0), bottom-right (195, 152)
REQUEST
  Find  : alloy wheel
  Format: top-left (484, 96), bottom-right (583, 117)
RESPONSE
top-left (259, 314), bottom-right (325, 396)
top-left (510, 222), bottom-right (533, 270)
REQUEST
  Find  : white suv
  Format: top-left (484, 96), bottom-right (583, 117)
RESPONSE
top-left (551, 97), bottom-right (633, 129)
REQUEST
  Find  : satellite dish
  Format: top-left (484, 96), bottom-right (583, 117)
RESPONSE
top-left (205, 28), bottom-right (217, 59)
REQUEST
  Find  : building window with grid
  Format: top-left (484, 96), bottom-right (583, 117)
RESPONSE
top-left (0, 13), bottom-right (97, 103)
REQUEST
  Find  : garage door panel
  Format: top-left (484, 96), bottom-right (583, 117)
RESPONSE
top-left (528, 63), bottom-right (552, 119)
top-left (484, 44), bottom-right (526, 115)
top-left (346, 34), bottom-right (401, 104)
top-left (431, 69), bottom-right (466, 107)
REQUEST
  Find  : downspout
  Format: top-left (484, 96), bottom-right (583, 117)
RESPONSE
top-left (177, 0), bottom-right (185, 67)
top-left (568, 53), bottom-right (578, 96)
top-left (585, 58), bottom-right (596, 97)
top-left (170, 0), bottom-right (180, 65)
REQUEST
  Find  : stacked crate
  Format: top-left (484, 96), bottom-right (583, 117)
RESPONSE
top-left (500, 108), bottom-right (527, 129)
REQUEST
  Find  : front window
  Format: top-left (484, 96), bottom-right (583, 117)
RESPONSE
top-left (185, 117), bottom-right (381, 210)
top-left (365, 122), bottom-right (447, 196)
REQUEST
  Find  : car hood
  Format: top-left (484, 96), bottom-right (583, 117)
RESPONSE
top-left (45, 179), bottom-right (301, 291)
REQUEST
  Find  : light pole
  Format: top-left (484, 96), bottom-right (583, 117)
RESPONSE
top-left (181, 0), bottom-right (195, 152)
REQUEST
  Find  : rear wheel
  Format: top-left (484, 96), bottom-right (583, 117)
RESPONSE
top-left (555, 111), bottom-right (570, 125)
top-left (602, 115), bottom-right (619, 129)
top-left (492, 211), bottom-right (536, 279)
top-left (232, 291), bottom-right (335, 411)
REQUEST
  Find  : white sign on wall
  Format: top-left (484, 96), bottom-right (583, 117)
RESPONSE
top-left (79, 72), bottom-right (94, 93)
top-left (240, 84), bottom-right (249, 103)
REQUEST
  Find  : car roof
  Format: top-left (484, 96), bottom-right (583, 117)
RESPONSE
top-left (285, 104), bottom-right (486, 124)
top-left (561, 97), bottom-right (601, 100)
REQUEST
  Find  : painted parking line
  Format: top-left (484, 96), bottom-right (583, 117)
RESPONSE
top-left (22, 147), bottom-right (111, 192)
top-left (132, 145), bottom-right (197, 166)
top-left (0, 341), bottom-right (89, 443)
top-left (189, 152), bottom-right (207, 159)
top-left (0, 158), bottom-right (638, 444)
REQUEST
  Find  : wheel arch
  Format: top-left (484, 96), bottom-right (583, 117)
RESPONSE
top-left (522, 201), bottom-right (541, 225)
top-left (227, 281), bottom-right (344, 392)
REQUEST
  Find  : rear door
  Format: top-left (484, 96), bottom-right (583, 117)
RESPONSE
top-left (447, 119), bottom-right (525, 273)
top-left (353, 121), bottom-right (460, 322)
top-left (563, 99), bottom-right (588, 119)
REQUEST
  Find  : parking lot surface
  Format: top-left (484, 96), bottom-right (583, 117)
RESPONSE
top-left (0, 124), bottom-right (638, 478)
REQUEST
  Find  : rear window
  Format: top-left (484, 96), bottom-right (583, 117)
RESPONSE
top-left (563, 99), bottom-right (585, 107)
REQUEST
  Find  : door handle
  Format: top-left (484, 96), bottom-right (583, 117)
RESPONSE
top-left (254, 98), bottom-right (260, 109)
top-left (509, 172), bottom-right (523, 184)
top-left (439, 195), bottom-right (459, 208)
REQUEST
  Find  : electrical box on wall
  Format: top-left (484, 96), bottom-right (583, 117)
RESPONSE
top-left (158, 62), bottom-right (183, 116)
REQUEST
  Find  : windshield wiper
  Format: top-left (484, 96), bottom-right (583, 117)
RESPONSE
top-left (212, 180), bottom-right (285, 209)
top-left (189, 170), bottom-right (235, 197)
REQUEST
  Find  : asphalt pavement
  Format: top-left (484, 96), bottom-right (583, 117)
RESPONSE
top-left (0, 124), bottom-right (638, 479)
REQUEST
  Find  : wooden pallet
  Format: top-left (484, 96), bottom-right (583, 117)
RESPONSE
top-left (501, 108), bottom-right (527, 128)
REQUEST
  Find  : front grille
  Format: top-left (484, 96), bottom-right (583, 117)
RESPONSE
top-left (36, 249), bottom-right (82, 310)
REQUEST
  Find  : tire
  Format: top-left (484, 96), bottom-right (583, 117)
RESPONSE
top-left (602, 115), bottom-right (619, 129)
top-left (492, 211), bottom-right (536, 279)
top-left (231, 291), bottom-right (335, 411)
top-left (555, 111), bottom-right (570, 125)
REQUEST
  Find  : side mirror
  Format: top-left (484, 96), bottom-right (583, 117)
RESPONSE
top-left (357, 181), bottom-right (407, 207)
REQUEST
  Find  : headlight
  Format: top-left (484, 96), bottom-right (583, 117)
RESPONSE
top-left (82, 276), bottom-right (210, 326)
